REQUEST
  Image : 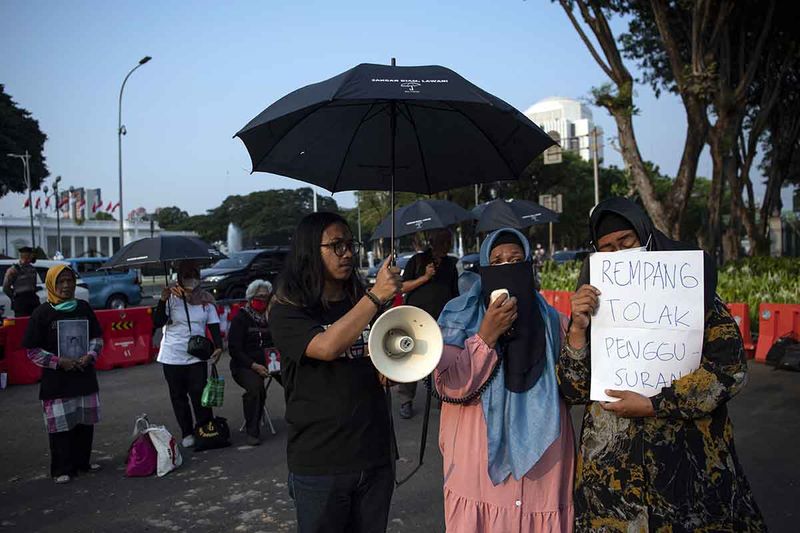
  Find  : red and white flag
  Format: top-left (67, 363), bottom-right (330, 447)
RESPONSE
top-left (23, 198), bottom-right (30, 208)
top-left (106, 201), bottom-right (113, 212)
top-left (91, 200), bottom-right (100, 213)
top-left (77, 198), bottom-right (86, 211)
top-left (35, 197), bottom-right (41, 209)
top-left (59, 197), bottom-right (70, 209)
top-left (111, 202), bottom-right (121, 212)
top-left (45, 197), bottom-right (51, 208)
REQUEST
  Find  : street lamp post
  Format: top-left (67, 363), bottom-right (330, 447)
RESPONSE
top-left (7, 151), bottom-right (35, 248)
top-left (118, 56), bottom-right (152, 247)
top-left (52, 176), bottom-right (62, 253)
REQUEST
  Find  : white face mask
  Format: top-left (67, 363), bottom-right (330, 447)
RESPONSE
top-left (617, 234), bottom-right (652, 253)
top-left (181, 278), bottom-right (200, 290)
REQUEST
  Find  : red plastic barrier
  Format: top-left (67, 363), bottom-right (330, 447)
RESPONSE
top-left (755, 303), bottom-right (800, 363)
top-left (540, 290), bottom-right (572, 317)
top-left (726, 303), bottom-right (755, 357)
top-left (1, 317), bottom-right (42, 385)
top-left (95, 307), bottom-right (154, 371)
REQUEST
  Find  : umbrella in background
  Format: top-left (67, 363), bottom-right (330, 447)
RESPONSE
top-left (102, 235), bottom-right (224, 271)
top-left (371, 199), bottom-right (474, 240)
top-left (473, 199), bottom-right (559, 233)
top-left (235, 60), bottom-right (555, 251)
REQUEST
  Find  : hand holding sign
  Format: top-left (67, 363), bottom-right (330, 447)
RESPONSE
top-left (589, 250), bottom-right (705, 402)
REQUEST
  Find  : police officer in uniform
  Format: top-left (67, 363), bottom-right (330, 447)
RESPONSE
top-left (3, 246), bottom-right (40, 317)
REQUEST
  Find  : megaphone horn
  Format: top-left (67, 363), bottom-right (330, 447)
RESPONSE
top-left (369, 305), bottom-right (444, 383)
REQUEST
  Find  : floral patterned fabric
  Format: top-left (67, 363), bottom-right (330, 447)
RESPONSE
top-left (557, 299), bottom-right (766, 532)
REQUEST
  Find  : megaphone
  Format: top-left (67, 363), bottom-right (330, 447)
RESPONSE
top-left (369, 305), bottom-right (443, 383)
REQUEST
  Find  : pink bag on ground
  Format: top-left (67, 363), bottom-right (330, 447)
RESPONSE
top-left (126, 434), bottom-right (157, 477)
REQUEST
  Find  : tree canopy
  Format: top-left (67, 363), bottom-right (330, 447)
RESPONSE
top-left (0, 85), bottom-right (49, 195)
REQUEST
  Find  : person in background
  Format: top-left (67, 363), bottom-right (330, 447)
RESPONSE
top-left (558, 197), bottom-right (765, 531)
top-left (435, 229), bottom-right (574, 532)
top-left (228, 279), bottom-right (275, 446)
top-left (270, 212), bottom-right (401, 533)
top-left (3, 246), bottom-right (40, 317)
top-left (397, 228), bottom-right (459, 419)
top-left (152, 261), bottom-right (223, 448)
top-left (22, 265), bottom-right (104, 484)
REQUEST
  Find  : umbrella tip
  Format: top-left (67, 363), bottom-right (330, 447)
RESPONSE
top-left (391, 57), bottom-right (396, 66)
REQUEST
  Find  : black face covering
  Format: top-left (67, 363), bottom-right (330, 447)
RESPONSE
top-left (480, 260), bottom-right (547, 393)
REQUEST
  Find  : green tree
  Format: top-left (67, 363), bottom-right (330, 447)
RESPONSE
top-left (0, 84), bottom-right (49, 194)
top-left (94, 212), bottom-right (114, 221)
top-left (156, 206), bottom-right (190, 230)
top-left (178, 187), bottom-right (340, 246)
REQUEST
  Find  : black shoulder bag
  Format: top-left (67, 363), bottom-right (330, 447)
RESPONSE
top-left (182, 297), bottom-right (214, 361)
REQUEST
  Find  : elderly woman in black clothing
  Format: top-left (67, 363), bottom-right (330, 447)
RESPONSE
top-left (228, 279), bottom-right (275, 446)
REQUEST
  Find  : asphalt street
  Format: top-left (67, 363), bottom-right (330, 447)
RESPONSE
top-left (0, 361), bottom-right (797, 532)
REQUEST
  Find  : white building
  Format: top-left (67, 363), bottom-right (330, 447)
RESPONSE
top-left (524, 97), bottom-right (603, 162)
top-left (0, 214), bottom-right (193, 259)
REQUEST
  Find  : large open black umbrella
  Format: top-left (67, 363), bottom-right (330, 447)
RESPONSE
top-left (102, 235), bottom-right (224, 270)
top-left (235, 61), bottom-right (555, 248)
top-left (371, 199), bottom-right (473, 240)
top-left (473, 199), bottom-right (559, 233)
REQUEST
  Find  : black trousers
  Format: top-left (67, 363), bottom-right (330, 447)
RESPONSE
top-left (288, 464), bottom-right (394, 533)
top-left (162, 362), bottom-right (213, 438)
top-left (231, 367), bottom-right (266, 438)
top-left (12, 292), bottom-right (39, 317)
top-left (48, 424), bottom-right (94, 477)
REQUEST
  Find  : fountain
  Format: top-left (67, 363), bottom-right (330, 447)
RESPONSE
top-left (227, 223), bottom-right (243, 253)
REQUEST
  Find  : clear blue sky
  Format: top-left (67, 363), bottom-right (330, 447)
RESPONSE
top-left (0, 0), bottom-right (789, 217)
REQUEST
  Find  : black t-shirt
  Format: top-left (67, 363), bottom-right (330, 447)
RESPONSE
top-left (270, 299), bottom-right (391, 475)
top-left (402, 252), bottom-right (459, 319)
top-left (22, 300), bottom-right (103, 400)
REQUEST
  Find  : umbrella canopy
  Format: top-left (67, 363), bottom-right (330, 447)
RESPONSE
top-left (235, 63), bottom-right (555, 194)
top-left (371, 199), bottom-right (474, 240)
top-left (102, 235), bottom-right (225, 270)
top-left (473, 199), bottom-right (559, 233)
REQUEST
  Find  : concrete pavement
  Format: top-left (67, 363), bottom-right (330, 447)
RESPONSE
top-left (0, 361), bottom-right (797, 532)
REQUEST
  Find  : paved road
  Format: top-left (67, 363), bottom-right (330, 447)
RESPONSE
top-left (0, 361), bottom-right (797, 532)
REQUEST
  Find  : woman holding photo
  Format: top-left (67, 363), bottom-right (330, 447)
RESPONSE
top-left (22, 265), bottom-right (104, 484)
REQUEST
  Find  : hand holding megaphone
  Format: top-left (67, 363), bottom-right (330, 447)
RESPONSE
top-left (477, 291), bottom-right (518, 348)
top-left (372, 260), bottom-right (402, 304)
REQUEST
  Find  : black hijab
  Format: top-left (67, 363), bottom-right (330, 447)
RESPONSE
top-left (577, 197), bottom-right (718, 312)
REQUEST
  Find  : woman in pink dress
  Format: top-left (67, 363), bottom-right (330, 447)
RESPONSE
top-left (435, 228), bottom-right (575, 533)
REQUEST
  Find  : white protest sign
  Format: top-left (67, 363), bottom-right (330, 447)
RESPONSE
top-left (589, 250), bottom-right (705, 402)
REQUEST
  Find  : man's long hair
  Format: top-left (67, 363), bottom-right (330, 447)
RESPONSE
top-left (274, 212), bottom-right (364, 310)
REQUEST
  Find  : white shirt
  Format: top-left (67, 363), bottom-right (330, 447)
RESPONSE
top-left (157, 296), bottom-right (220, 365)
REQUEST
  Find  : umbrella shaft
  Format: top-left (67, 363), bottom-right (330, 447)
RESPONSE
top-left (390, 101), bottom-right (397, 266)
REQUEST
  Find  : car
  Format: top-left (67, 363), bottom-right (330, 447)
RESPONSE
top-left (365, 252), bottom-right (416, 286)
top-left (200, 247), bottom-right (289, 301)
top-left (63, 257), bottom-right (143, 309)
top-left (552, 249), bottom-right (591, 264)
top-left (0, 259), bottom-right (91, 318)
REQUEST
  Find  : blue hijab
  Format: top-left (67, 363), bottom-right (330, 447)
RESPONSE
top-left (438, 228), bottom-right (562, 485)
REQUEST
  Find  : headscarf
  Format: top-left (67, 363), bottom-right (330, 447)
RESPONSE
top-left (45, 264), bottom-right (77, 309)
top-left (578, 197), bottom-right (718, 311)
top-left (438, 228), bottom-right (561, 485)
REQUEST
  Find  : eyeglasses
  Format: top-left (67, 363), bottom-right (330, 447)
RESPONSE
top-left (321, 239), bottom-right (361, 257)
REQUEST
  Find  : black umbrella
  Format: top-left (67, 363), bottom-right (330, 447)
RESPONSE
top-left (235, 60), bottom-right (555, 248)
top-left (371, 199), bottom-right (473, 240)
top-left (102, 235), bottom-right (225, 270)
top-left (473, 199), bottom-right (559, 233)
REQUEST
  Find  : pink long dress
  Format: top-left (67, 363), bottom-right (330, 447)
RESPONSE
top-left (435, 334), bottom-right (575, 533)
